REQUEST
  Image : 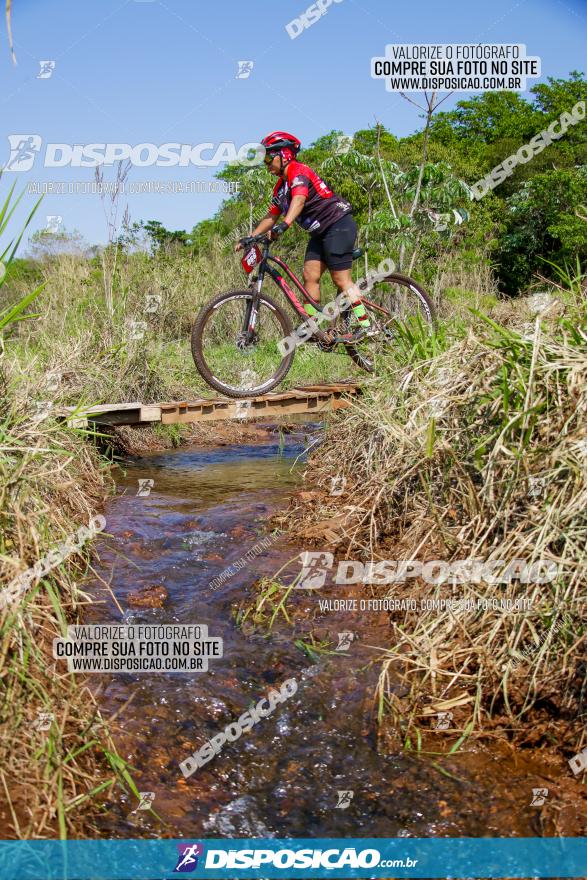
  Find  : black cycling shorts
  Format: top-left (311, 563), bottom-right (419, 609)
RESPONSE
top-left (304, 213), bottom-right (357, 271)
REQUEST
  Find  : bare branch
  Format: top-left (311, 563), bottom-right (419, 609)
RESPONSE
top-left (399, 92), bottom-right (426, 112)
top-left (374, 119), bottom-right (398, 221)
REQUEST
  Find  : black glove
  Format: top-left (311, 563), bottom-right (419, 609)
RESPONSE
top-left (270, 221), bottom-right (289, 240)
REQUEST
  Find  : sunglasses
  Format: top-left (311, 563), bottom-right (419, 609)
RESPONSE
top-left (263, 153), bottom-right (277, 165)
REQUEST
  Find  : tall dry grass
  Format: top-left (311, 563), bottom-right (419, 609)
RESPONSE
top-left (4, 241), bottom-right (244, 404)
top-left (0, 361), bottom-right (153, 837)
top-left (4, 233), bottom-right (359, 408)
top-left (286, 270), bottom-right (587, 755)
top-left (0, 180), bottom-right (145, 838)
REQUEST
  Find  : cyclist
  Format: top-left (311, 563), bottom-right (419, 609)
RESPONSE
top-left (235, 130), bottom-right (371, 341)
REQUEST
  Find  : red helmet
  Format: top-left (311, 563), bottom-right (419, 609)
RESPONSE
top-left (260, 130), bottom-right (301, 163)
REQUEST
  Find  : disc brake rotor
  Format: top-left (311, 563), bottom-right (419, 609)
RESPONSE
top-left (236, 331), bottom-right (258, 351)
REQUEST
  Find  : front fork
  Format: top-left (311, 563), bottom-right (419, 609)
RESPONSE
top-left (243, 266), bottom-right (265, 340)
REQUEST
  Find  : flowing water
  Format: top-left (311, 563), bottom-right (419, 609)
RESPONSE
top-left (86, 429), bottom-right (564, 840)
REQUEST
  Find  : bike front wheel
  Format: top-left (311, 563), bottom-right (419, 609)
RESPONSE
top-left (191, 289), bottom-right (295, 398)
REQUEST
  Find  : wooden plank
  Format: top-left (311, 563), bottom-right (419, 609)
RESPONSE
top-left (72, 402), bottom-right (143, 414)
top-left (159, 392), bottom-right (352, 424)
top-left (293, 383), bottom-right (360, 393)
top-left (140, 405), bottom-right (162, 422)
top-left (92, 408), bottom-right (143, 426)
top-left (63, 383), bottom-right (361, 427)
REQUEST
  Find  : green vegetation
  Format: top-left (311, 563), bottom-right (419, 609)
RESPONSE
top-left (1, 74), bottom-right (586, 832)
top-left (0, 73), bottom-right (585, 411)
top-left (0, 178), bottom-right (152, 838)
top-left (192, 72), bottom-right (586, 294)
top-left (286, 265), bottom-right (587, 757)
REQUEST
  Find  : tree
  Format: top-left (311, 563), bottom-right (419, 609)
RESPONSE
top-left (142, 220), bottom-right (191, 253)
top-left (28, 229), bottom-right (92, 260)
top-left (496, 167), bottom-right (587, 292)
top-left (531, 71), bottom-right (587, 119)
top-left (321, 143), bottom-right (395, 274)
top-left (231, 167), bottom-right (270, 234)
top-left (430, 91), bottom-right (541, 144)
top-left (367, 161), bottom-right (470, 274)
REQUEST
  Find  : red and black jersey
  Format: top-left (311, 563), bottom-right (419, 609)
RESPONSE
top-left (269, 160), bottom-right (352, 234)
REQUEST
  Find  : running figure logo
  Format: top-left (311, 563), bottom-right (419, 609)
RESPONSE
top-left (335, 790), bottom-right (354, 809)
top-left (46, 215), bottom-right (63, 233)
top-left (435, 711), bottom-right (453, 730)
top-left (335, 631), bottom-right (355, 652)
top-left (296, 551), bottom-right (333, 589)
top-left (130, 791), bottom-right (155, 814)
top-left (37, 60), bottom-right (56, 79)
top-left (236, 61), bottom-right (254, 79)
top-left (334, 135), bottom-right (353, 155)
top-left (33, 711), bottom-right (54, 732)
top-left (530, 788), bottom-right (548, 806)
top-left (4, 135), bottom-right (42, 171)
top-left (173, 843), bottom-right (204, 873)
top-left (329, 474), bottom-right (347, 496)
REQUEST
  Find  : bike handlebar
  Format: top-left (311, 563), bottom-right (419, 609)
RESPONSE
top-left (239, 233), bottom-right (270, 248)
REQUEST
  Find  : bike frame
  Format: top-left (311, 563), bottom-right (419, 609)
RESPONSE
top-left (243, 238), bottom-right (391, 337)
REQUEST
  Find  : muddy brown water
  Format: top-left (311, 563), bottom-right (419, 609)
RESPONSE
top-left (84, 429), bottom-right (571, 842)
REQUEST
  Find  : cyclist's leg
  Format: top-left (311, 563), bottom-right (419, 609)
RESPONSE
top-left (303, 236), bottom-right (327, 316)
top-left (302, 260), bottom-right (325, 305)
top-left (323, 216), bottom-right (371, 330)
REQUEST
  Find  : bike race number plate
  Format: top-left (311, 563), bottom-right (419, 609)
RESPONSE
top-left (242, 245), bottom-right (262, 274)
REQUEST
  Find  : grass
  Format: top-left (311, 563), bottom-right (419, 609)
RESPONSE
top-left (0, 180), bottom-right (150, 838)
top-left (0, 386), bottom-right (146, 836)
top-left (4, 198), bottom-right (583, 831)
top-left (2, 233), bottom-right (366, 407)
top-left (283, 264), bottom-right (587, 761)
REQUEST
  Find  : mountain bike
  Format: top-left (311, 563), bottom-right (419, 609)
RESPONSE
top-left (191, 233), bottom-right (435, 398)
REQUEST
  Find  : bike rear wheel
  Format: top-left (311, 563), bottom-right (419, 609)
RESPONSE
top-left (191, 289), bottom-right (295, 398)
top-left (344, 272), bottom-right (436, 372)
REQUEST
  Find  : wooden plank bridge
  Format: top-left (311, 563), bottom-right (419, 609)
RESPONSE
top-left (64, 383), bottom-right (361, 429)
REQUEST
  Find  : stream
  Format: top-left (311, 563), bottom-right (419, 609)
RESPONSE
top-left (85, 428), bottom-right (563, 841)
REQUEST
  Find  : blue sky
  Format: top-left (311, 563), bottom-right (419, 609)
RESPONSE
top-left (1, 0), bottom-right (586, 247)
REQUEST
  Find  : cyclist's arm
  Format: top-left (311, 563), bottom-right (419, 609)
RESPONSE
top-left (282, 194), bottom-right (306, 227)
top-left (252, 214), bottom-right (277, 236)
top-left (234, 214), bottom-right (275, 251)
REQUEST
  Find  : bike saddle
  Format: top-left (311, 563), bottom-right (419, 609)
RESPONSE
top-left (351, 248), bottom-right (363, 261)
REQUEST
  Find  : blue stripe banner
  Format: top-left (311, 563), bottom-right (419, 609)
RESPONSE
top-left (0, 838), bottom-right (586, 879)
